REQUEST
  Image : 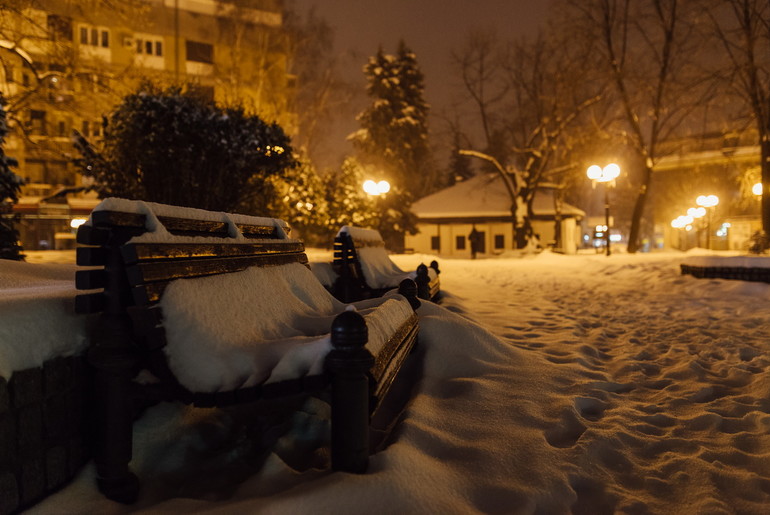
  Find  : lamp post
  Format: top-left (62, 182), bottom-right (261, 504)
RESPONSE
top-left (687, 207), bottom-right (706, 247)
top-left (671, 214), bottom-right (694, 250)
top-left (696, 195), bottom-right (719, 249)
top-left (587, 163), bottom-right (620, 256)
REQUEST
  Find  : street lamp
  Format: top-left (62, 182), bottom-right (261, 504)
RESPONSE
top-left (696, 195), bottom-right (719, 249)
top-left (753, 182), bottom-right (763, 197)
top-left (363, 179), bottom-right (390, 196)
top-left (587, 163), bottom-right (620, 256)
top-left (672, 214), bottom-right (694, 250)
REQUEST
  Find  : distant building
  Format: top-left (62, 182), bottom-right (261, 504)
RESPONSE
top-left (405, 173), bottom-right (586, 257)
top-left (653, 131), bottom-right (761, 251)
top-left (1, 0), bottom-right (294, 249)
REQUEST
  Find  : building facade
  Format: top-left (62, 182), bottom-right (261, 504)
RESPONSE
top-left (405, 174), bottom-right (586, 257)
top-left (1, 0), bottom-right (293, 249)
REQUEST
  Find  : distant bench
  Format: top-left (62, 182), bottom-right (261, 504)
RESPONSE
top-left (332, 226), bottom-right (440, 303)
top-left (75, 199), bottom-right (421, 503)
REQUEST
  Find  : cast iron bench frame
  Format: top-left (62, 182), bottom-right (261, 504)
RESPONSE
top-left (332, 229), bottom-right (440, 303)
top-left (75, 207), bottom-right (420, 504)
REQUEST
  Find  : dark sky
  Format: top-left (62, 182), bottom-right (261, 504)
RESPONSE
top-left (289, 0), bottom-right (554, 166)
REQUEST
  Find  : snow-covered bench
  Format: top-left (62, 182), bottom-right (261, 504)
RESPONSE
top-left (332, 226), bottom-right (440, 303)
top-left (75, 199), bottom-right (421, 504)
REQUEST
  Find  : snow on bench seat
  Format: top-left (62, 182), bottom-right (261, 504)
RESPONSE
top-left (332, 226), bottom-right (440, 302)
top-left (160, 262), bottom-right (415, 392)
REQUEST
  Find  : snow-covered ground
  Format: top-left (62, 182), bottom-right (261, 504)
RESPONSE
top-left (12, 249), bottom-right (770, 514)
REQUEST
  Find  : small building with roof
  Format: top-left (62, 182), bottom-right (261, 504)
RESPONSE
top-left (405, 173), bottom-right (585, 257)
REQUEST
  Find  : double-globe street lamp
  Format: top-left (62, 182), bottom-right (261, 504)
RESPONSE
top-left (363, 179), bottom-right (390, 196)
top-left (587, 163), bottom-right (621, 256)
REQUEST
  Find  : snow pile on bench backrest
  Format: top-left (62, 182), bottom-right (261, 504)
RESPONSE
top-left (337, 226), bottom-right (409, 289)
top-left (88, 197), bottom-right (292, 243)
top-left (159, 263), bottom-right (414, 392)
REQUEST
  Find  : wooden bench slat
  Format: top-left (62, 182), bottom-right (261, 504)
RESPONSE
top-left (121, 241), bottom-right (305, 264)
top-left (76, 247), bottom-right (108, 266)
top-left (75, 292), bottom-right (106, 314)
top-left (76, 225), bottom-right (110, 245)
top-left (237, 223), bottom-right (281, 238)
top-left (126, 251), bottom-right (310, 286)
top-left (128, 252), bottom-right (311, 305)
top-left (75, 269), bottom-right (106, 290)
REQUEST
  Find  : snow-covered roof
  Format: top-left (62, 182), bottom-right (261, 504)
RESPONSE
top-left (412, 173), bottom-right (585, 220)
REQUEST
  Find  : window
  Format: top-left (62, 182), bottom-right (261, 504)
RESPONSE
top-left (186, 40), bottom-right (213, 63)
top-left (3, 64), bottom-right (14, 83)
top-left (494, 234), bottom-right (505, 249)
top-left (29, 110), bottom-right (47, 135)
top-left (57, 121), bottom-right (66, 137)
top-left (456, 235), bottom-right (466, 250)
top-left (79, 25), bottom-right (109, 48)
top-left (430, 236), bottom-right (441, 251)
top-left (81, 120), bottom-right (89, 137)
top-left (136, 38), bottom-right (163, 57)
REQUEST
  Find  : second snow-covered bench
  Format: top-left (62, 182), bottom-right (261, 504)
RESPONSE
top-left (332, 226), bottom-right (440, 303)
top-left (75, 199), bottom-right (421, 504)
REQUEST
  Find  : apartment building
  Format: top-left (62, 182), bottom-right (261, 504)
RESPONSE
top-left (0, 0), bottom-right (294, 250)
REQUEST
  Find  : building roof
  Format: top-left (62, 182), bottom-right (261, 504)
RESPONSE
top-left (412, 173), bottom-right (585, 220)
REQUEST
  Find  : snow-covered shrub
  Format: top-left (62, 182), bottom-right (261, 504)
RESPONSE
top-left (0, 94), bottom-right (24, 261)
top-left (74, 82), bottom-right (295, 214)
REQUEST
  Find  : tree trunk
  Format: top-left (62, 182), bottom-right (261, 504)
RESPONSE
top-left (762, 131), bottom-right (770, 237)
top-left (626, 163), bottom-right (653, 254)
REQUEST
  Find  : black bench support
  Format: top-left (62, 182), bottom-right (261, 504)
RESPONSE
top-left (327, 311), bottom-right (375, 473)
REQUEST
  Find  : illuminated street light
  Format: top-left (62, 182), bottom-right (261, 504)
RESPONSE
top-left (70, 218), bottom-right (87, 229)
top-left (753, 183), bottom-right (763, 197)
top-left (587, 163), bottom-right (620, 256)
top-left (695, 195), bottom-right (719, 249)
top-left (363, 179), bottom-right (390, 196)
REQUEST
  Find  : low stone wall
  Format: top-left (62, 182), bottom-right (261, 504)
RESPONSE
top-left (0, 355), bottom-right (92, 515)
top-left (680, 264), bottom-right (770, 283)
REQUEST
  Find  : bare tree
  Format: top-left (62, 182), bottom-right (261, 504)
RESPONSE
top-left (566, 0), bottom-right (713, 253)
top-left (709, 0), bottom-right (770, 239)
top-left (453, 29), bottom-right (601, 249)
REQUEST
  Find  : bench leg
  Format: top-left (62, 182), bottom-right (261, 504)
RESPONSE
top-left (327, 311), bottom-right (375, 473)
top-left (88, 314), bottom-right (140, 503)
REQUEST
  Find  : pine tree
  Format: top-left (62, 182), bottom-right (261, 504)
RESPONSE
top-left (349, 42), bottom-right (435, 248)
top-left (0, 94), bottom-right (24, 260)
top-left (351, 42), bottom-right (434, 196)
top-left (268, 155), bottom-right (330, 246)
top-left (449, 133), bottom-right (474, 185)
top-left (324, 157), bottom-right (378, 231)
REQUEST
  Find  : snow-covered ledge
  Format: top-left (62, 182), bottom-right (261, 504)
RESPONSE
top-left (681, 254), bottom-right (770, 282)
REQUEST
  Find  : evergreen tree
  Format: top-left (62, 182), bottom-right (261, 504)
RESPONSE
top-left (268, 154), bottom-right (330, 246)
top-left (0, 94), bottom-right (23, 260)
top-left (449, 133), bottom-right (474, 185)
top-left (324, 157), bottom-right (378, 231)
top-left (350, 41), bottom-right (435, 248)
top-left (351, 42), bottom-right (434, 196)
top-left (74, 83), bottom-right (295, 214)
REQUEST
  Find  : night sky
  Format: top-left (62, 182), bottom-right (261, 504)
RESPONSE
top-left (289, 0), bottom-right (554, 164)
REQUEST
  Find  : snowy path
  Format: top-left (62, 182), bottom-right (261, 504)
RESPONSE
top-left (395, 253), bottom-right (770, 514)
